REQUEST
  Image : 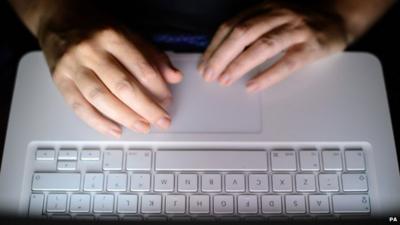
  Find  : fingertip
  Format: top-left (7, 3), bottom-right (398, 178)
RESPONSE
top-left (132, 120), bottom-right (151, 134)
top-left (166, 70), bottom-right (183, 84)
top-left (156, 116), bottom-right (171, 130)
top-left (246, 80), bottom-right (261, 93)
top-left (108, 127), bottom-right (122, 138)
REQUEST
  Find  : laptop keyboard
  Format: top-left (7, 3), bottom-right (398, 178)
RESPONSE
top-left (27, 143), bottom-right (371, 221)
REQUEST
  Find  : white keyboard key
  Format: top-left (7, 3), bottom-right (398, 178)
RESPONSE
top-left (249, 174), bottom-right (269, 192)
top-left (103, 150), bottom-right (123, 170)
top-left (84, 173), bottom-right (104, 191)
top-left (57, 161), bottom-right (77, 171)
top-left (156, 150), bottom-right (267, 171)
top-left (165, 195), bottom-right (186, 214)
top-left (225, 174), bottom-right (245, 192)
top-left (178, 174), bottom-right (198, 192)
top-left (272, 174), bottom-right (292, 192)
top-left (80, 150), bottom-right (100, 161)
top-left (261, 195), bottom-right (282, 214)
top-left (296, 174), bottom-right (316, 192)
top-left (94, 194), bottom-right (114, 213)
top-left (238, 195), bottom-right (258, 214)
top-left (332, 195), bottom-right (370, 213)
top-left (131, 173), bottom-right (151, 191)
top-left (32, 173), bottom-right (80, 191)
top-left (309, 195), bottom-right (330, 213)
top-left (285, 195), bottom-right (306, 213)
top-left (117, 195), bottom-right (138, 213)
top-left (29, 194), bottom-right (44, 217)
top-left (271, 150), bottom-right (297, 171)
top-left (345, 150), bottom-right (366, 171)
top-left (126, 150), bottom-right (152, 170)
top-left (213, 195), bottom-right (234, 214)
top-left (189, 195), bottom-right (209, 214)
top-left (47, 194), bottom-right (67, 212)
top-left (141, 195), bottom-right (162, 213)
top-left (319, 174), bottom-right (339, 192)
top-left (342, 174), bottom-right (368, 191)
top-left (58, 150), bottom-right (78, 160)
top-left (36, 150), bottom-right (55, 160)
top-left (70, 194), bottom-right (90, 212)
top-left (107, 173), bottom-right (127, 191)
top-left (299, 150), bottom-right (320, 171)
top-left (154, 174), bottom-right (174, 192)
top-left (201, 174), bottom-right (221, 192)
top-left (322, 150), bottom-right (342, 171)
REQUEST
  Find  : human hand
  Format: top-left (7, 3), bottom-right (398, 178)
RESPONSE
top-left (198, 1), bottom-right (348, 92)
top-left (40, 23), bottom-right (182, 138)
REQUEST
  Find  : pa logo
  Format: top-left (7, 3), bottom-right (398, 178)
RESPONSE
top-left (389, 217), bottom-right (398, 222)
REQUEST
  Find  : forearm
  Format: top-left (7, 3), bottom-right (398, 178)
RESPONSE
top-left (333, 0), bottom-right (395, 43)
top-left (9, 0), bottom-right (76, 37)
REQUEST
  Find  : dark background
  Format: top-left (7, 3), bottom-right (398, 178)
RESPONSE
top-left (0, 1), bottom-right (399, 166)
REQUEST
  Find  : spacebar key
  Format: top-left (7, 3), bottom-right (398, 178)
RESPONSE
top-left (156, 150), bottom-right (267, 171)
top-left (32, 173), bottom-right (81, 191)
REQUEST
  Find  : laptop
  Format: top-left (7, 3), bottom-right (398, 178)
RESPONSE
top-left (0, 51), bottom-right (399, 222)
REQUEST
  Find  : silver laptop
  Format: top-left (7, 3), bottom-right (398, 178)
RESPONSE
top-left (0, 51), bottom-right (399, 222)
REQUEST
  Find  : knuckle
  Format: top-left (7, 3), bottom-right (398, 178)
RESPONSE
top-left (87, 86), bottom-right (106, 101)
top-left (97, 27), bottom-right (119, 39)
top-left (258, 35), bottom-right (278, 49)
top-left (114, 79), bottom-right (136, 97)
top-left (227, 60), bottom-right (244, 73)
top-left (70, 101), bottom-right (84, 113)
top-left (284, 58), bottom-right (298, 71)
top-left (232, 23), bottom-right (251, 38)
top-left (219, 21), bottom-right (233, 32)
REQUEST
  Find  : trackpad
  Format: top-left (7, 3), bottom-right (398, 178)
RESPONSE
top-left (152, 54), bottom-right (262, 133)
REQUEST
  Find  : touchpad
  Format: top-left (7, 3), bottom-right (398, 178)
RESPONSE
top-left (152, 54), bottom-right (262, 133)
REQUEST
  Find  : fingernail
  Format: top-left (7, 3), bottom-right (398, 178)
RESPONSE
top-left (203, 67), bottom-right (214, 82)
top-left (156, 116), bottom-right (171, 129)
top-left (246, 81), bottom-right (260, 93)
top-left (133, 120), bottom-right (150, 133)
top-left (108, 127), bottom-right (122, 138)
top-left (219, 75), bottom-right (232, 86)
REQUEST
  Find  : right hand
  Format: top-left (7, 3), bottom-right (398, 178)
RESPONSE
top-left (40, 25), bottom-right (182, 138)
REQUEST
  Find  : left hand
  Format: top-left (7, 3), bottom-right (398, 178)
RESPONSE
top-left (198, 1), bottom-right (349, 93)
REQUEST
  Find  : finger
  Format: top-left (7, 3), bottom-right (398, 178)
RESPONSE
top-left (71, 67), bottom-right (152, 133)
top-left (54, 76), bottom-right (122, 138)
top-left (146, 47), bottom-right (183, 84)
top-left (246, 44), bottom-right (313, 93)
top-left (202, 12), bottom-right (294, 82)
top-left (101, 31), bottom-right (172, 103)
top-left (86, 54), bottom-right (171, 129)
top-left (198, 5), bottom-right (263, 74)
top-left (219, 25), bottom-right (309, 86)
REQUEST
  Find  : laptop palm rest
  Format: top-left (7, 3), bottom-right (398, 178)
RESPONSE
top-left (153, 54), bottom-right (262, 133)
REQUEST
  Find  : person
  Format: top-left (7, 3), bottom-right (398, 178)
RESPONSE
top-left (8, 0), bottom-right (394, 138)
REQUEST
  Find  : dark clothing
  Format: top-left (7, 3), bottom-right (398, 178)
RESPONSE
top-left (98, 0), bottom-right (265, 51)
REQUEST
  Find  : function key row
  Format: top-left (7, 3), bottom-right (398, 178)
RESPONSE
top-left (35, 148), bottom-right (366, 172)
